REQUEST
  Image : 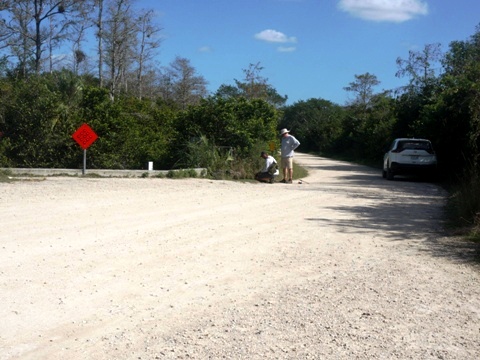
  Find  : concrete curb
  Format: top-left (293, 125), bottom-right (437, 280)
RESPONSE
top-left (1, 168), bottom-right (206, 178)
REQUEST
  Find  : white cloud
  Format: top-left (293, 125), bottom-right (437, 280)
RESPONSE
top-left (198, 46), bottom-right (213, 53)
top-left (338, 0), bottom-right (428, 23)
top-left (254, 29), bottom-right (297, 43)
top-left (278, 46), bottom-right (296, 52)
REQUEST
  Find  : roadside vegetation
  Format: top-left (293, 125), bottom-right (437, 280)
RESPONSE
top-left (0, 169), bottom-right (12, 183)
top-left (0, 2), bottom-right (479, 238)
top-left (446, 169), bottom-right (480, 242)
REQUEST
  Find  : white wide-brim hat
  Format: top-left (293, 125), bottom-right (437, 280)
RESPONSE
top-left (279, 128), bottom-right (290, 135)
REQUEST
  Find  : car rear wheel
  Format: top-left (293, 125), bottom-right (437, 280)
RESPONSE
top-left (386, 165), bottom-right (394, 180)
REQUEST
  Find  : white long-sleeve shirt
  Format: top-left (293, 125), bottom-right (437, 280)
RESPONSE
top-left (281, 134), bottom-right (300, 158)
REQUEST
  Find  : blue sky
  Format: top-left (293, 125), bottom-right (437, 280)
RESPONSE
top-left (135, 0), bottom-right (480, 106)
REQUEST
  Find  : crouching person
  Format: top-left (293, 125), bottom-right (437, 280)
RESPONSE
top-left (255, 151), bottom-right (279, 183)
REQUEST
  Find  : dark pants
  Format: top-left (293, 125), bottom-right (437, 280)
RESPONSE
top-left (255, 171), bottom-right (274, 183)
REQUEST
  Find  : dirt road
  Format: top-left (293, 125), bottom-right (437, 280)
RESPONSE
top-left (1, 153), bottom-right (479, 359)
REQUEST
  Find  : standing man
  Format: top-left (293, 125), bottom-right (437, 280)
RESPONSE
top-left (279, 128), bottom-right (300, 183)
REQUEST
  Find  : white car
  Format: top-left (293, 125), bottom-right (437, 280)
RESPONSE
top-left (383, 138), bottom-right (437, 180)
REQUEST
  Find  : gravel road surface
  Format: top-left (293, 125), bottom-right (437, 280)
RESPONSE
top-left (1, 153), bottom-right (479, 359)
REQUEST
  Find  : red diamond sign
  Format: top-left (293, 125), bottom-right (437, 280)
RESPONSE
top-left (72, 123), bottom-right (98, 150)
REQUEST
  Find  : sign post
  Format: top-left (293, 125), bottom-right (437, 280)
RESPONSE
top-left (72, 123), bottom-right (98, 175)
top-left (83, 149), bottom-right (87, 175)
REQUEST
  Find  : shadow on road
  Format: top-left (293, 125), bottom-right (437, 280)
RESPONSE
top-left (300, 158), bottom-right (480, 265)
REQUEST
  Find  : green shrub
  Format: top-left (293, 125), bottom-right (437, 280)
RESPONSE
top-left (446, 167), bottom-right (480, 236)
top-left (0, 168), bottom-right (13, 182)
top-left (166, 169), bottom-right (199, 179)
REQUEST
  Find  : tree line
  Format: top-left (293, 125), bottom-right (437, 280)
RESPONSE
top-left (0, 0), bottom-right (204, 103)
top-left (283, 31), bottom-right (480, 181)
top-left (1, 1), bottom-right (478, 175)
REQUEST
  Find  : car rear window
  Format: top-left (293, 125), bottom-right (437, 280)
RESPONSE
top-left (396, 141), bottom-right (433, 152)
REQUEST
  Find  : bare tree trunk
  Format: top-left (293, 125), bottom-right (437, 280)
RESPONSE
top-left (69, 1), bottom-right (94, 75)
top-left (33, 0), bottom-right (42, 74)
top-left (104, 0), bottom-right (136, 101)
top-left (135, 9), bottom-right (161, 100)
top-left (30, 0), bottom-right (74, 74)
top-left (96, 0), bottom-right (104, 87)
